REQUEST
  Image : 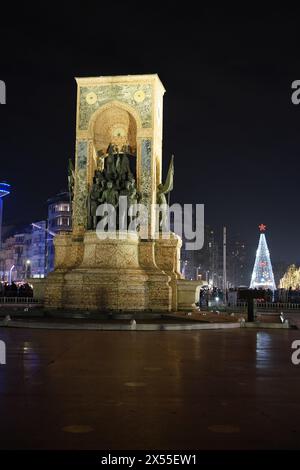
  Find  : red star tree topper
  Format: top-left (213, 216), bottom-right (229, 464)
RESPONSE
top-left (259, 223), bottom-right (266, 232)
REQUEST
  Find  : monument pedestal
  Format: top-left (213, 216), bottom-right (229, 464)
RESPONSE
top-left (154, 232), bottom-right (183, 310)
top-left (45, 231), bottom-right (173, 312)
top-left (177, 279), bottom-right (202, 311)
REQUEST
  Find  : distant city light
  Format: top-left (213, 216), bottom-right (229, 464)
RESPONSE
top-left (31, 222), bottom-right (56, 237)
top-left (0, 182), bottom-right (11, 198)
top-left (0, 182), bottom-right (11, 250)
top-left (9, 265), bottom-right (15, 284)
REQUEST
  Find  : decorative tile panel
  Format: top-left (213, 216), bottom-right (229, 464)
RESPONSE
top-left (73, 140), bottom-right (88, 227)
top-left (140, 139), bottom-right (152, 208)
top-left (79, 84), bottom-right (152, 130)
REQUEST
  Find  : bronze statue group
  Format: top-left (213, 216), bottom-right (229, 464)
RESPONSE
top-left (88, 143), bottom-right (140, 230)
top-left (68, 144), bottom-right (174, 232)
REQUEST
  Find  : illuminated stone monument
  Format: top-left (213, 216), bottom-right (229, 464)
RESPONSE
top-left (44, 74), bottom-right (199, 312)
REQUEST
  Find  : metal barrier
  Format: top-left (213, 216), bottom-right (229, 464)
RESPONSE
top-left (225, 302), bottom-right (247, 311)
top-left (0, 297), bottom-right (41, 304)
top-left (209, 301), bottom-right (300, 314)
top-left (256, 302), bottom-right (300, 312)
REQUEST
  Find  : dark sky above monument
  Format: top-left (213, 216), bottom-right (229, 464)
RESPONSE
top-left (0, 4), bottom-right (300, 263)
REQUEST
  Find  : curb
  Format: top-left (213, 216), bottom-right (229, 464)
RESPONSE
top-left (0, 321), bottom-right (241, 331)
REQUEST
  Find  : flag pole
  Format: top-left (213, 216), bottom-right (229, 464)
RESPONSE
top-left (168, 154), bottom-right (174, 206)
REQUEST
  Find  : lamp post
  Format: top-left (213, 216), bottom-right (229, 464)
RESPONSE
top-left (25, 259), bottom-right (31, 279)
top-left (182, 260), bottom-right (188, 278)
top-left (31, 222), bottom-right (55, 276)
top-left (0, 182), bottom-right (11, 249)
top-left (9, 264), bottom-right (15, 284)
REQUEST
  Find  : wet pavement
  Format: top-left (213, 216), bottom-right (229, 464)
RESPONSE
top-left (0, 327), bottom-right (300, 449)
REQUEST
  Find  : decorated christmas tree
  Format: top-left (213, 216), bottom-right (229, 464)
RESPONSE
top-left (250, 224), bottom-right (276, 290)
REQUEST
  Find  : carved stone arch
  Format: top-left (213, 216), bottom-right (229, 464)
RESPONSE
top-left (86, 100), bottom-right (143, 187)
top-left (87, 99), bottom-right (143, 141)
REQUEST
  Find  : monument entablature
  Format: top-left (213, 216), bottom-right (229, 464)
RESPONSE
top-left (72, 75), bottom-right (165, 234)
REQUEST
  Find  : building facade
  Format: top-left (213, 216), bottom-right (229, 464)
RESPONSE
top-left (0, 225), bottom-right (42, 281)
top-left (46, 192), bottom-right (71, 273)
top-left (30, 221), bottom-right (47, 278)
top-left (227, 236), bottom-right (249, 288)
top-left (180, 225), bottom-right (220, 286)
top-left (0, 192), bottom-right (72, 281)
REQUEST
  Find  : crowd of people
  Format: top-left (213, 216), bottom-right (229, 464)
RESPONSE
top-left (0, 282), bottom-right (33, 298)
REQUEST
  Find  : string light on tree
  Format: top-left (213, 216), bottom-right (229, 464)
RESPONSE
top-left (250, 224), bottom-right (276, 291)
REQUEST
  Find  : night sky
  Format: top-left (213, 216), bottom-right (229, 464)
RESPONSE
top-left (1, 4), bottom-right (300, 264)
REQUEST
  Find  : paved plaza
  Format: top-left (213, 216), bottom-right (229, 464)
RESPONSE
top-left (0, 327), bottom-right (300, 450)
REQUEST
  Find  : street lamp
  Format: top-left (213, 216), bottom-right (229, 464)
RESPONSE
top-left (0, 182), bottom-right (11, 249)
top-left (181, 260), bottom-right (188, 278)
top-left (9, 265), bottom-right (15, 284)
top-left (26, 259), bottom-right (31, 279)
